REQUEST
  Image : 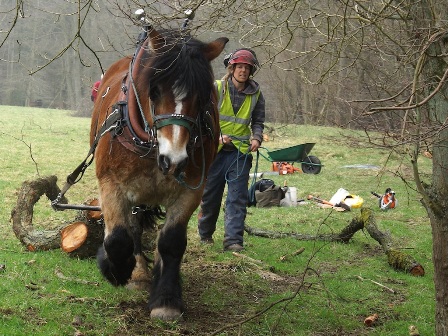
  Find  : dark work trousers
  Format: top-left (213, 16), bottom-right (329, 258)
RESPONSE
top-left (198, 149), bottom-right (253, 248)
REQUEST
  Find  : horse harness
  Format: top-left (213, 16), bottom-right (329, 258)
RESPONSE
top-left (52, 31), bottom-right (216, 209)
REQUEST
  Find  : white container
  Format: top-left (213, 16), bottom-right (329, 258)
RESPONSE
top-left (251, 172), bottom-right (264, 179)
top-left (329, 188), bottom-right (350, 205)
top-left (281, 187), bottom-right (298, 207)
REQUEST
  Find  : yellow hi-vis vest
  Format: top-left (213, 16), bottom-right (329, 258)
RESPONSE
top-left (216, 80), bottom-right (260, 153)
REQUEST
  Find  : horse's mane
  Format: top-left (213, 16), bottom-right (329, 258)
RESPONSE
top-left (140, 29), bottom-right (215, 110)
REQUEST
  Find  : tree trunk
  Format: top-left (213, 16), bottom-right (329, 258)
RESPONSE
top-left (409, 1), bottom-right (448, 333)
top-left (423, 63), bottom-right (448, 336)
top-left (413, 2), bottom-right (448, 334)
top-left (429, 214), bottom-right (448, 336)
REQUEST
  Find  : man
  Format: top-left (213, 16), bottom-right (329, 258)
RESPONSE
top-left (198, 48), bottom-right (265, 251)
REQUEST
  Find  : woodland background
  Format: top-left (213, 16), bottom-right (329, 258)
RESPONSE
top-left (0, 0), bottom-right (409, 129)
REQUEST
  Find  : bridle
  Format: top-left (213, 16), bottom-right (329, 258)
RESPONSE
top-left (106, 34), bottom-right (216, 188)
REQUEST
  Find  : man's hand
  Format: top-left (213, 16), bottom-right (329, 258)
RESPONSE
top-left (219, 134), bottom-right (232, 145)
top-left (250, 139), bottom-right (261, 152)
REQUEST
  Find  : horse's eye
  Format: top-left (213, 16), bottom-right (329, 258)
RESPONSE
top-left (149, 86), bottom-right (160, 101)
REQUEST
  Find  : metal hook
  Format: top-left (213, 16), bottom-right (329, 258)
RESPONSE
top-left (182, 9), bottom-right (195, 30)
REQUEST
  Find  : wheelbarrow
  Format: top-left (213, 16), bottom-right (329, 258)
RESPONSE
top-left (258, 143), bottom-right (322, 174)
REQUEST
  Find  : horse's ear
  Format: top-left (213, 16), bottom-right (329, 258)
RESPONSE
top-left (147, 28), bottom-right (167, 52)
top-left (203, 37), bottom-right (229, 61)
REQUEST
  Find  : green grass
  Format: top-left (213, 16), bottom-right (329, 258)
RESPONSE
top-left (0, 106), bottom-right (435, 335)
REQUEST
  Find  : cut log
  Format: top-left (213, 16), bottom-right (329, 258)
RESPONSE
top-left (246, 207), bottom-right (425, 276)
top-left (84, 198), bottom-right (102, 220)
top-left (386, 250), bottom-right (425, 276)
top-left (61, 222), bottom-right (88, 253)
top-left (65, 208), bottom-right (104, 259)
top-left (11, 175), bottom-right (105, 258)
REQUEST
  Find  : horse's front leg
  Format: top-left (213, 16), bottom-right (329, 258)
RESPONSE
top-left (96, 183), bottom-right (150, 288)
top-left (148, 195), bottom-right (199, 320)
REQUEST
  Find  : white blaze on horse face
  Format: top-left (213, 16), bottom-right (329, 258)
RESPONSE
top-left (157, 89), bottom-right (189, 164)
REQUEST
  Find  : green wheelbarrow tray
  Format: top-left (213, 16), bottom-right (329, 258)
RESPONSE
top-left (259, 143), bottom-right (323, 174)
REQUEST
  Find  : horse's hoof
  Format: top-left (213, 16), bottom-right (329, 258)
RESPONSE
top-left (126, 254), bottom-right (151, 291)
top-left (150, 307), bottom-right (184, 321)
top-left (126, 280), bottom-right (150, 291)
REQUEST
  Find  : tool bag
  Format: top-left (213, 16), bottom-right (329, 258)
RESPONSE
top-left (248, 179), bottom-right (285, 208)
top-left (248, 179), bottom-right (275, 207)
top-left (255, 185), bottom-right (285, 208)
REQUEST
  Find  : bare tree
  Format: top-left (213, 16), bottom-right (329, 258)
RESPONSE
top-left (255, 1), bottom-right (448, 333)
top-left (2, 0), bottom-right (448, 333)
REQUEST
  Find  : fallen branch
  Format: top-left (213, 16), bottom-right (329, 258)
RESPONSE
top-left (11, 176), bottom-right (67, 251)
top-left (232, 252), bottom-right (265, 266)
top-left (356, 275), bottom-right (396, 294)
top-left (246, 226), bottom-right (342, 242)
top-left (246, 216), bottom-right (363, 243)
top-left (360, 208), bottom-right (425, 276)
top-left (280, 247), bottom-right (305, 262)
top-left (246, 208), bottom-right (424, 276)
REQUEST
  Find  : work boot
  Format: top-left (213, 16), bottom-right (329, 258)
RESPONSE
top-left (200, 237), bottom-right (214, 245)
top-left (224, 244), bottom-right (244, 252)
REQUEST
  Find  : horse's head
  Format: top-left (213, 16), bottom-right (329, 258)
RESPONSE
top-left (136, 29), bottom-right (228, 177)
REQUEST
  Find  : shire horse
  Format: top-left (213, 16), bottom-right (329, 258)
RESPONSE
top-left (91, 27), bottom-right (228, 320)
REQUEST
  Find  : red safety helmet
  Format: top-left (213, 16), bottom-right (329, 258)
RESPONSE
top-left (224, 48), bottom-right (259, 75)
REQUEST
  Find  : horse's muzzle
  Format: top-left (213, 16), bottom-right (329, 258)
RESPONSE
top-left (158, 154), bottom-right (188, 177)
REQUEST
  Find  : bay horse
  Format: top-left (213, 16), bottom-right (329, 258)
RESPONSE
top-left (91, 26), bottom-right (228, 320)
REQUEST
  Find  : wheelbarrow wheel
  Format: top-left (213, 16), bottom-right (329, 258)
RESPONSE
top-left (302, 156), bottom-right (322, 174)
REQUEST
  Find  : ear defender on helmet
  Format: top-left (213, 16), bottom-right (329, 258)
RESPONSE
top-left (223, 48), bottom-right (259, 75)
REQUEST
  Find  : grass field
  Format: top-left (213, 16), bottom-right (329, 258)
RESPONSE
top-left (0, 106), bottom-right (435, 335)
